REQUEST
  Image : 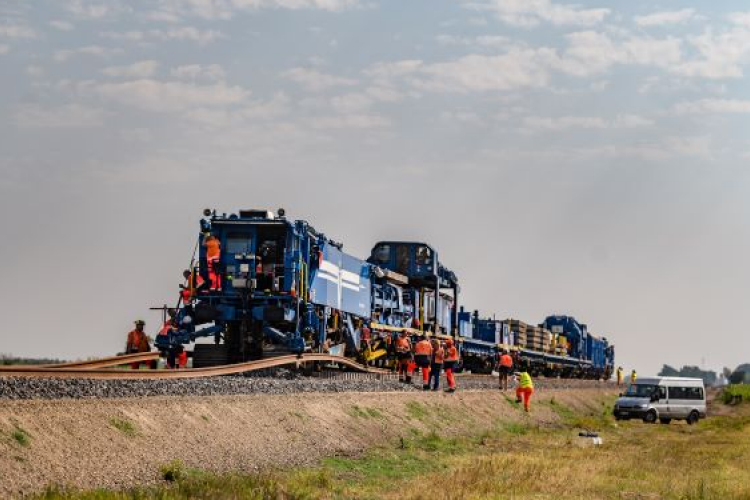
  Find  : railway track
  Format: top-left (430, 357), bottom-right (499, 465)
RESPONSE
top-left (0, 353), bottom-right (386, 380)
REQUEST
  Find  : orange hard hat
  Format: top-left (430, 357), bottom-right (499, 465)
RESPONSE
top-left (445, 338), bottom-right (453, 346)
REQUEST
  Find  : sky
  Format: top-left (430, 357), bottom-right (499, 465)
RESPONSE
top-left (1, 0), bottom-right (749, 375)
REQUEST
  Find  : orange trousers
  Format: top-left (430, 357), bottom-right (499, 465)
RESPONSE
top-left (445, 367), bottom-right (455, 389)
top-left (516, 387), bottom-right (534, 411)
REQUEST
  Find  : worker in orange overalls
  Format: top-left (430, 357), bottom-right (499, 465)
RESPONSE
top-left (429, 338), bottom-right (445, 391)
top-left (203, 234), bottom-right (221, 291)
top-left (443, 338), bottom-right (459, 393)
top-left (515, 371), bottom-right (534, 412)
top-left (498, 350), bottom-right (513, 391)
top-left (126, 320), bottom-right (156, 369)
top-left (395, 330), bottom-right (413, 383)
top-left (414, 334), bottom-right (433, 390)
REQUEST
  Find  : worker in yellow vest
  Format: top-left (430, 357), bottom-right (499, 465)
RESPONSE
top-left (616, 366), bottom-right (624, 386)
top-left (515, 371), bottom-right (534, 412)
top-left (630, 369), bottom-right (637, 384)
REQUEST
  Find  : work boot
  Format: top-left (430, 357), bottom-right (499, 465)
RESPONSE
top-left (405, 376), bottom-right (412, 384)
top-left (399, 378), bottom-right (405, 383)
top-left (423, 384), bottom-right (430, 391)
top-left (431, 387), bottom-right (438, 392)
top-left (444, 387), bottom-right (455, 393)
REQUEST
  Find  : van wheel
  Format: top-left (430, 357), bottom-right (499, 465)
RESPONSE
top-left (686, 411), bottom-right (700, 425)
top-left (659, 418), bottom-right (671, 425)
top-left (643, 410), bottom-right (657, 424)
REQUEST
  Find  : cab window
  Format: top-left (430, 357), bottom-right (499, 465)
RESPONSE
top-left (416, 245), bottom-right (432, 265)
top-left (227, 233), bottom-right (252, 254)
top-left (373, 244), bottom-right (391, 264)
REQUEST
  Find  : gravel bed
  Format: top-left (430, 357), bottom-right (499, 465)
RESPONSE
top-left (0, 369), bottom-right (419, 400)
top-left (0, 368), bottom-right (611, 400)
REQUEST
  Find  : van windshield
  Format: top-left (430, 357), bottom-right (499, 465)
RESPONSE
top-left (625, 384), bottom-right (657, 398)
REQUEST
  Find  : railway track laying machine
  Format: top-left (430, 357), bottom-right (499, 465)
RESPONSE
top-left (155, 209), bottom-right (614, 378)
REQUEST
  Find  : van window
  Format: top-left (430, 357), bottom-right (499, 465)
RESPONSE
top-left (686, 387), bottom-right (704, 400)
top-left (668, 386), bottom-right (703, 400)
top-left (668, 387), bottom-right (686, 399)
top-left (656, 386), bottom-right (667, 400)
top-left (625, 384), bottom-right (658, 398)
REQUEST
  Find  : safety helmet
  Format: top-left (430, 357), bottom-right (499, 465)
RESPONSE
top-left (445, 338), bottom-right (453, 346)
top-left (134, 319), bottom-right (145, 325)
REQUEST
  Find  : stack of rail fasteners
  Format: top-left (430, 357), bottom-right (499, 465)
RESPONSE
top-left (555, 335), bottom-right (569, 356)
top-left (504, 319), bottom-right (528, 348)
top-left (524, 326), bottom-right (551, 352)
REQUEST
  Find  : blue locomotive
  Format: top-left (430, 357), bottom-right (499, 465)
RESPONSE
top-left (155, 208), bottom-right (614, 378)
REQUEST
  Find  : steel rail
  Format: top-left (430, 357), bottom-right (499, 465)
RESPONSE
top-left (35, 352), bottom-right (162, 370)
top-left (0, 354), bottom-right (385, 380)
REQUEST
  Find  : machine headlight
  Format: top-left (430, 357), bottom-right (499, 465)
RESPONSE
top-left (182, 316), bottom-right (193, 325)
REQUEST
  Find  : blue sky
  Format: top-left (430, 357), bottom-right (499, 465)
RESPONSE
top-left (1, 0), bottom-right (749, 375)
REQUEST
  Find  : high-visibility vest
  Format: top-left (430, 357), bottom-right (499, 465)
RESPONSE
top-left (519, 372), bottom-right (533, 389)
top-left (446, 346), bottom-right (459, 362)
top-left (414, 339), bottom-right (432, 356)
top-left (500, 354), bottom-right (513, 368)
top-left (205, 237), bottom-right (221, 259)
top-left (395, 336), bottom-right (411, 353)
top-left (433, 347), bottom-right (445, 364)
top-left (631, 372), bottom-right (637, 383)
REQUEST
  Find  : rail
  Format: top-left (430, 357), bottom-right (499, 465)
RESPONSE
top-left (0, 353), bottom-right (385, 380)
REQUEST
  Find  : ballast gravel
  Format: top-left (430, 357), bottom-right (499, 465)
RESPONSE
top-left (0, 369), bottom-right (610, 400)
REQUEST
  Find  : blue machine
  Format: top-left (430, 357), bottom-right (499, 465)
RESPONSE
top-left (156, 209), bottom-right (373, 366)
top-left (153, 209), bottom-right (615, 378)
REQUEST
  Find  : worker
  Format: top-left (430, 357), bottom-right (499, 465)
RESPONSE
top-left (498, 349), bottom-right (513, 391)
top-left (616, 366), bottom-right (624, 387)
top-left (414, 334), bottom-right (433, 390)
top-left (181, 269), bottom-right (206, 305)
top-left (395, 330), bottom-right (413, 383)
top-left (203, 234), bottom-right (221, 291)
top-left (444, 338), bottom-right (459, 393)
top-left (125, 320), bottom-right (156, 370)
top-left (515, 371), bottom-right (534, 412)
top-left (429, 338), bottom-right (444, 391)
top-left (630, 369), bottom-right (637, 384)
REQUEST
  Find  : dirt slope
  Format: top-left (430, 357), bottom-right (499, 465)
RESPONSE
top-left (0, 387), bottom-right (614, 497)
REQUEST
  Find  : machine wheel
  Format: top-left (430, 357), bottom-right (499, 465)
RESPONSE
top-left (686, 411), bottom-right (700, 425)
top-left (643, 410), bottom-right (658, 424)
top-left (659, 418), bottom-right (671, 425)
top-left (192, 344), bottom-right (231, 368)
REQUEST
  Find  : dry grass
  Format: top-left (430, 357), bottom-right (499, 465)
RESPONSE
top-left (36, 395), bottom-right (750, 500)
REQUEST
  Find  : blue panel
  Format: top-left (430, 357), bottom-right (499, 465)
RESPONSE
top-left (308, 243), bottom-right (371, 318)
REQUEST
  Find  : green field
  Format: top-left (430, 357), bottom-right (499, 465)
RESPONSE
top-left (37, 395), bottom-right (750, 500)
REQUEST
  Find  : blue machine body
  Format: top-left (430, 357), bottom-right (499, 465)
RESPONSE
top-left (153, 208), bottom-right (614, 378)
top-left (156, 210), bottom-right (373, 362)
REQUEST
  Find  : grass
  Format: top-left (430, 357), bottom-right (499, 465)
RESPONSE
top-left (347, 405), bottom-right (384, 419)
top-left (109, 418), bottom-right (137, 437)
top-left (723, 384), bottom-right (750, 404)
top-left (11, 425), bottom-right (31, 447)
top-left (33, 394), bottom-right (750, 499)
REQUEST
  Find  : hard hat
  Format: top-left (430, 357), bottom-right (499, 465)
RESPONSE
top-left (134, 319), bottom-right (145, 325)
top-left (445, 338), bottom-right (453, 346)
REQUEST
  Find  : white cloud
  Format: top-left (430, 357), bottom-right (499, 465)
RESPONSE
top-left (91, 79), bottom-right (249, 112)
top-left (147, 0), bottom-right (361, 22)
top-left (467, 0), bottom-right (610, 28)
top-left (151, 27), bottom-right (224, 45)
top-left (635, 9), bottom-right (697, 27)
top-left (673, 99), bottom-right (750, 114)
top-left (330, 93), bottom-right (373, 114)
top-left (102, 60), bottom-right (159, 78)
top-left (171, 64), bottom-right (226, 81)
top-left (49, 20), bottom-right (75, 31)
top-left (100, 31), bottom-right (145, 42)
top-left (283, 67), bottom-right (357, 91)
top-left (66, 1), bottom-right (123, 19)
top-left (673, 27), bottom-right (750, 79)
top-left (14, 103), bottom-right (105, 128)
top-left (0, 24), bottom-right (36, 39)
top-left (522, 114), bottom-right (653, 131)
top-left (555, 31), bottom-right (682, 76)
top-left (54, 45), bottom-right (123, 62)
top-left (728, 11), bottom-right (750, 27)
top-left (436, 34), bottom-right (510, 48)
top-left (311, 114), bottom-right (389, 129)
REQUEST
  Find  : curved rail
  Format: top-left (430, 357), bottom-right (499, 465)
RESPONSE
top-left (38, 352), bottom-right (161, 369)
top-left (0, 354), bottom-right (384, 380)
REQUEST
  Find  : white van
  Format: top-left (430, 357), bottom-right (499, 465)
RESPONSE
top-left (613, 376), bottom-right (706, 425)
